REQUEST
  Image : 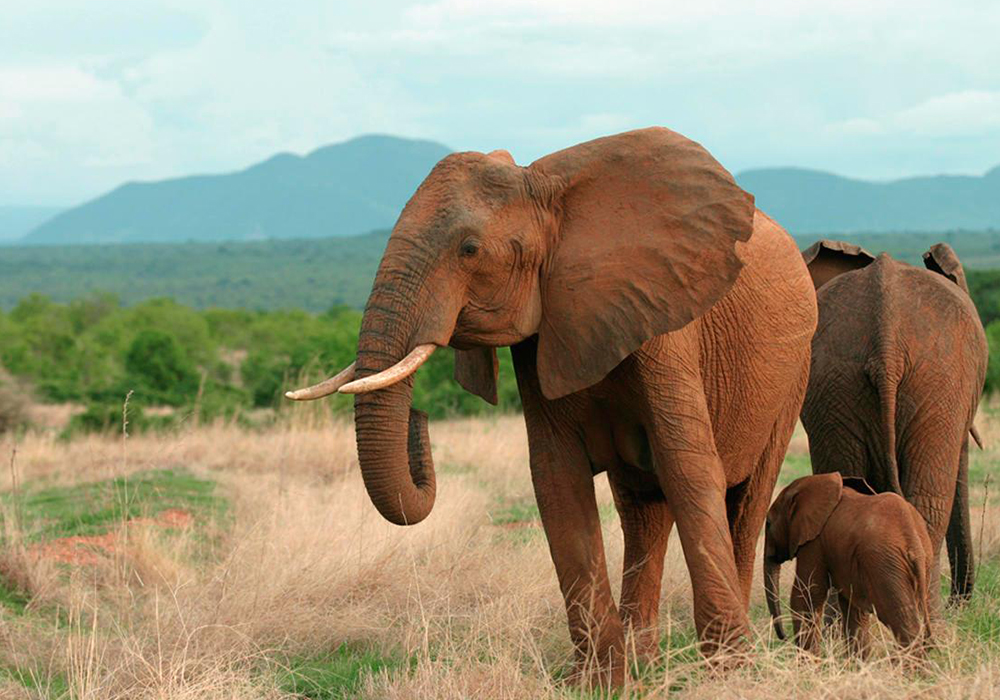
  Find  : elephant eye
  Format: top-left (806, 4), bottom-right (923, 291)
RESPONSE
top-left (460, 240), bottom-right (480, 258)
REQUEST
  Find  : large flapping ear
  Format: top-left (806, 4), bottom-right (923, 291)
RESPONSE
top-left (923, 243), bottom-right (970, 294)
top-left (788, 473), bottom-right (844, 557)
top-left (528, 127), bottom-right (755, 400)
top-left (801, 239), bottom-right (875, 291)
top-left (453, 347), bottom-right (498, 405)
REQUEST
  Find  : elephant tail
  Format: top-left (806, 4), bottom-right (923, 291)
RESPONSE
top-left (869, 366), bottom-right (904, 495)
top-left (970, 425), bottom-right (984, 450)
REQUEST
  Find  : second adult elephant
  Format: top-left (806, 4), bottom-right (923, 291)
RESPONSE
top-left (800, 240), bottom-right (987, 606)
top-left (288, 128), bottom-right (817, 685)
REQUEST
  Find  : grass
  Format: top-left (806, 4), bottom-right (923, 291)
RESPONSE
top-left (276, 644), bottom-right (407, 699)
top-left (0, 468), bottom-right (223, 541)
top-left (0, 412), bottom-right (995, 698)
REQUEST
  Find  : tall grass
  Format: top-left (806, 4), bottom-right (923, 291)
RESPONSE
top-left (0, 410), bottom-right (996, 698)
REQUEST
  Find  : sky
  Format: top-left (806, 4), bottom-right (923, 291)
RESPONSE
top-left (2, 0), bottom-right (999, 206)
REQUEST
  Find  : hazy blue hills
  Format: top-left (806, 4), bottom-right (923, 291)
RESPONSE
top-left (23, 135), bottom-right (452, 245)
top-left (737, 165), bottom-right (1000, 233)
top-left (0, 206), bottom-right (63, 241)
top-left (14, 131), bottom-right (1000, 244)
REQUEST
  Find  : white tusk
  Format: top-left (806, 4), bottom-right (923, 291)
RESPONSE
top-left (284, 362), bottom-right (357, 401)
top-left (338, 344), bottom-right (436, 394)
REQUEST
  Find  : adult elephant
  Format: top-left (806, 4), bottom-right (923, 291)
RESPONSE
top-left (800, 240), bottom-right (987, 607)
top-left (287, 128), bottom-right (817, 685)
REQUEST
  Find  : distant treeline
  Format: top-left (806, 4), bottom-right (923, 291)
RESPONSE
top-left (0, 294), bottom-right (520, 434)
top-left (1, 288), bottom-right (1000, 435)
top-left (3, 228), bottom-right (1000, 313)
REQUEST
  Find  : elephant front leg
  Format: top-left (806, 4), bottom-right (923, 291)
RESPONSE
top-left (790, 559), bottom-right (829, 655)
top-left (608, 466), bottom-right (673, 663)
top-left (531, 440), bottom-right (625, 687)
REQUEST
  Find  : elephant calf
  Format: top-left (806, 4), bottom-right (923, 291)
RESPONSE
top-left (764, 473), bottom-right (933, 656)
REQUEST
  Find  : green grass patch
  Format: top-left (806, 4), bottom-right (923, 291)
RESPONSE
top-left (0, 578), bottom-right (30, 615)
top-left (0, 664), bottom-right (69, 698)
top-left (777, 454), bottom-right (812, 486)
top-left (276, 643), bottom-right (404, 699)
top-left (953, 560), bottom-right (1000, 647)
top-left (0, 468), bottom-right (224, 542)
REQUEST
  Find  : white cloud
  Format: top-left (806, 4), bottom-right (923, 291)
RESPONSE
top-left (828, 90), bottom-right (1000, 140)
top-left (895, 90), bottom-right (1000, 137)
top-left (2, 0), bottom-right (1000, 201)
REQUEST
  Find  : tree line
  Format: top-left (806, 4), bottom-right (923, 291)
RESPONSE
top-left (1, 287), bottom-right (998, 435)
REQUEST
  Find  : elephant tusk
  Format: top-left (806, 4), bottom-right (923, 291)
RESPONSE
top-left (339, 344), bottom-right (436, 394)
top-left (284, 362), bottom-right (357, 401)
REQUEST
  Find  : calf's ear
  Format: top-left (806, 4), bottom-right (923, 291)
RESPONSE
top-left (788, 473), bottom-right (844, 557)
top-left (923, 242), bottom-right (970, 294)
top-left (801, 239), bottom-right (875, 290)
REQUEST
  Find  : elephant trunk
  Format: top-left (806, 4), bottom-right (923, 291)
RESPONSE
top-left (764, 546), bottom-right (786, 640)
top-left (947, 438), bottom-right (975, 602)
top-left (352, 256), bottom-right (438, 526)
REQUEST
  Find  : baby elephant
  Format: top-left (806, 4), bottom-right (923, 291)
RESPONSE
top-left (763, 473), bottom-right (932, 655)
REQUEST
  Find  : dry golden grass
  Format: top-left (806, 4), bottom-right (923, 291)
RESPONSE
top-left (0, 408), bottom-right (997, 699)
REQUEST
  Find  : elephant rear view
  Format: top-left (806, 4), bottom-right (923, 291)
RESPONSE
top-left (800, 240), bottom-right (987, 605)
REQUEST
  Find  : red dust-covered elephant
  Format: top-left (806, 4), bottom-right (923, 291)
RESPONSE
top-left (287, 128), bottom-right (817, 685)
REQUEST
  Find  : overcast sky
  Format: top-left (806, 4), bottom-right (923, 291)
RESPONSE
top-left (2, 0), bottom-right (999, 206)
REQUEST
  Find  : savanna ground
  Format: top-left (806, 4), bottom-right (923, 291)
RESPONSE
top-left (0, 401), bottom-right (997, 699)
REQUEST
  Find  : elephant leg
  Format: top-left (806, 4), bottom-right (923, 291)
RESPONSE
top-left (790, 554), bottom-right (828, 655)
top-left (607, 466), bottom-right (673, 662)
top-left (901, 438), bottom-right (960, 616)
top-left (643, 398), bottom-right (748, 652)
top-left (531, 442), bottom-right (624, 686)
top-left (513, 344), bottom-right (624, 687)
top-left (946, 436), bottom-right (975, 603)
top-left (839, 595), bottom-right (871, 659)
top-left (727, 404), bottom-right (802, 605)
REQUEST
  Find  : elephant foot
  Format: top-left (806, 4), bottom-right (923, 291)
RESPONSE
top-left (623, 624), bottom-right (661, 668)
top-left (566, 661), bottom-right (626, 694)
top-left (565, 639), bottom-right (627, 692)
top-left (696, 612), bottom-right (751, 661)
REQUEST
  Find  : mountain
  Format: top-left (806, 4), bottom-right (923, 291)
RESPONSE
top-left (24, 135), bottom-right (452, 245)
top-left (0, 206), bottom-right (63, 242)
top-left (737, 166), bottom-right (1000, 233)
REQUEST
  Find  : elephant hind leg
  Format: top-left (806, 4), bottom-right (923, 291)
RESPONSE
top-left (946, 437), bottom-right (975, 603)
top-left (728, 397), bottom-right (804, 605)
top-left (839, 595), bottom-right (871, 659)
top-left (608, 466), bottom-right (673, 664)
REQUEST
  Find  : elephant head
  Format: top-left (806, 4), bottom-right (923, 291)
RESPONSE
top-left (286, 127), bottom-right (755, 526)
top-left (763, 473), bottom-right (876, 639)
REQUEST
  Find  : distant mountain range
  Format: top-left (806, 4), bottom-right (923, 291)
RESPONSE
top-left (736, 166), bottom-right (1000, 233)
top-left (0, 206), bottom-right (64, 241)
top-left (23, 135), bottom-right (451, 245)
top-left (9, 134), bottom-right (1000, 244)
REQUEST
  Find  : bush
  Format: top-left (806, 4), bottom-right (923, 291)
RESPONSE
top-left (0, 370), bottom-right (30, 434)
top-left (124, 330), bottom-right (200, 406)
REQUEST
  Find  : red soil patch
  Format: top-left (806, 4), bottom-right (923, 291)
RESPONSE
top-left (29, 509), bottom-right (194, 566)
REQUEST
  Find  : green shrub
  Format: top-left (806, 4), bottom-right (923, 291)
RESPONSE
top-left (0, 370), bottom-right (29, 434)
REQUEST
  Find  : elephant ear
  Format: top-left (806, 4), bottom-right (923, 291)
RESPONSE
top-left (788, 473), bottom-right (844, 557)
top-left (801, 239), bottom-right (875, 291)
top-left (453, 347), bottom-right (498, 405)
top-left (529, 127), bottom-right (755, 400)
top-left (923, 243), bottom-right (970, 294)
top-left (841, 475), bottom-right (878, 496)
